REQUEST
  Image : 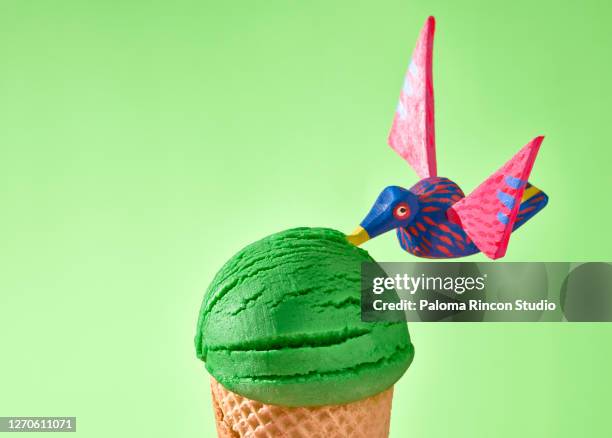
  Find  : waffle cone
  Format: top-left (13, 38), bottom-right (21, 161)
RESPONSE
top-left (210, 378), bottom-right (394, 438)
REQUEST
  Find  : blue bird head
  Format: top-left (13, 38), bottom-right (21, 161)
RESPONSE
top-left (347, 186), bottom-right (420, 246)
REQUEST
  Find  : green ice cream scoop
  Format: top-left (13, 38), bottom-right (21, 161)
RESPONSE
top-left (195, 227), bottom-right (414, 406)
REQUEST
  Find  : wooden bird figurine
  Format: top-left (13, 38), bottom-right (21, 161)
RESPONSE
top-left (346, 16), bottom-right (548, 259)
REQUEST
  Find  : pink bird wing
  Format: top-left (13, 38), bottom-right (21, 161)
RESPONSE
top-left (447, 136), bottom-right (544, 259)
top-left (388, 16), bottom-right (437, 179)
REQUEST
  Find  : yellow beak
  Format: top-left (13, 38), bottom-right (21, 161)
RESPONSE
top-left (346, 226), bottom-right (370, 246)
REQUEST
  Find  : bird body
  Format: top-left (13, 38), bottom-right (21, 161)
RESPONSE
top-left (397, 177), bottom-right (479, 258)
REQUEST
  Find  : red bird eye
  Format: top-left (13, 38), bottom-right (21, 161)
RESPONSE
top-left (393, 203), bottom-right (411, 220)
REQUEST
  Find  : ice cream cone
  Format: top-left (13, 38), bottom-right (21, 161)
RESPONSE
top-left (210, 377), bottom-right (394, 438)
top-left (196, 229), bottom-right (413, 436)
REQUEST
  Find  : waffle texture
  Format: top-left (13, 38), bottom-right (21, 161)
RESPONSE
top-left (210, 378), bottom-right (394, 438)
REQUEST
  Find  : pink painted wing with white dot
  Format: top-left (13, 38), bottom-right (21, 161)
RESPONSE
top-left (447, 136), bottom-right (544, 259)
top-left (388, 16), bottom-right (436, 179)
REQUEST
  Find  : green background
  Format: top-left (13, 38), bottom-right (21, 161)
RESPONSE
top-left (0, 0), bottom-right (610, 436)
